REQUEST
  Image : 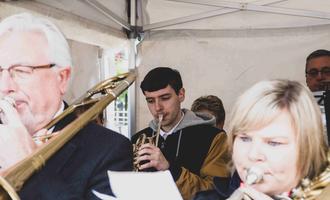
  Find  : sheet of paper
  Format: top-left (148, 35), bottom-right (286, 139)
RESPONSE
top-left (93, 170), bottom-right (183, 200)
top-left (93, 190), bottom-right (117, 200)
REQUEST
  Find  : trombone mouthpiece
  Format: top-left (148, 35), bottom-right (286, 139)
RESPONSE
top-left (3, 96), bottom-right (16, 107)
top-left (0, 97), bottom-right (16, 111)
top-left (0, 97), bottom-right (16, 124)
top-left (246, 167), bottom-right (263, 185)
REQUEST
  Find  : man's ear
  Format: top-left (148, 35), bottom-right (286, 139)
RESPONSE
top-left (57, 67), bottom-right (71, 95)
top-left (178, 88), bottom-right (185, 102)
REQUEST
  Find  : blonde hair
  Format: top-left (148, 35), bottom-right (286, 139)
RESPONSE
top-left (227, 79), bottom-right (327, 179)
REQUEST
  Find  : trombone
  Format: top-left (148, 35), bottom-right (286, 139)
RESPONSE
top-left (0, 71), bottom-right (136, 200)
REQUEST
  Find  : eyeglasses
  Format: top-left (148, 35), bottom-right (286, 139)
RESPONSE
top-left (0, 64), bottom-right (55, 81)
top-left (306, 67), bottom-right (330, 78)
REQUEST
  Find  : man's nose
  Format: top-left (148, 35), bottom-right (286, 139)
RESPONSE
top-left (154, 100), bottom-right (163, 111)
top-left (0, 70), bottom-right (17, 94)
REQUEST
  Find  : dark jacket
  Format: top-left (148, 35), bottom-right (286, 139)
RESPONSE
top-left (194, 170), bottom-right (330, 200)
top-left (193, 171), bottom-right (241, 200)
top-left (19, 109), bottom-right (133, 200)
top-left (132, 109), bottom-right (230, 200)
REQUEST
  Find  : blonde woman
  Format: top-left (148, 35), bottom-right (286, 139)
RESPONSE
top-left (195, 79), bottom-right (329, 200)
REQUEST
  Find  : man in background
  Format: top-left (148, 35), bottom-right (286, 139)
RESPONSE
top-left (191, 95), bottom-right (226, 130)
top-left (305, 49), bottom-right (330, 145)
top-left (305, 49), bottom-right (330, 92)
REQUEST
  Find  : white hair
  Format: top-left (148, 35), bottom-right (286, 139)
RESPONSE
top-left (0, 13), bottom-right (72, 67)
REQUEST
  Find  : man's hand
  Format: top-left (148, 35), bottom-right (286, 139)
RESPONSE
top-left (0, 98), bottom-right (37, 169)
top-left (136, 143), bottom-right (169, 171)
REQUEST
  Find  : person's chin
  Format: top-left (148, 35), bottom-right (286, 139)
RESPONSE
top-left (251, 183), bottom-right (276, 195)
top-left (252, 178), bottom-right (284, 196)
top-left (16, 106), bottom-right (34, 124)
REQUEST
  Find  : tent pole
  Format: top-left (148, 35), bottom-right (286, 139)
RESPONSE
top-left (128, 0), bottom-right (138, 137)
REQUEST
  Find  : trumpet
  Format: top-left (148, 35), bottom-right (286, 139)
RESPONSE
top-left (245, 167), bottom-right (263, 185)
top-left (228, 152), bottom-right (330, 200)
top-left (290, 151), bottom-right (330, 200)
top-left (0, 72), bottom-right (136, 200)
top-left (133, 114), bottom-right (163, 171)
top-left (227, 167), bottom-right (263, 200)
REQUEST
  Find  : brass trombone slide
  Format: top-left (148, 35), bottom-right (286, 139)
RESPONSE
top-left (0, 71), bottom-right (136, 200)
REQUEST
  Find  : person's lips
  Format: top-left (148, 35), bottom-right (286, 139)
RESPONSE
top-left (14, 100), bottom-right (27, 109)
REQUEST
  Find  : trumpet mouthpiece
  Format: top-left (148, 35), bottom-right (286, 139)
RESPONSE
top-left (246, 167), bottom-right (263, 185)
top-left (157, 114), bottom-right (163, 123)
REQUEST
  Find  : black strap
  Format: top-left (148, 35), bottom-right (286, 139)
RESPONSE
top-left (324, 89), bottom-right (330, 145)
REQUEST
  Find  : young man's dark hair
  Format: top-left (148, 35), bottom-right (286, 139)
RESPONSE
top-left (140, 67), bottom-right (183, 94)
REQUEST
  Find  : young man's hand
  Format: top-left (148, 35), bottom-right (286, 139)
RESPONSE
top-left (136, 143), bottom-right (169, 171)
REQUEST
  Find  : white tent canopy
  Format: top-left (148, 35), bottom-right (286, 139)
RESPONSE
top-left (2, 0), bottom-right (329, 45)
top-left (141, 0), bottom-right (330, 30)
top-left (0, 0), bottom-right (329, 133)
top-left (135, 0), bottom-right (330, 131)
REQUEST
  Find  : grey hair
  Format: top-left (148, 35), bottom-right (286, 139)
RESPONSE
top-left (0, 13), bottom-right (72, 67)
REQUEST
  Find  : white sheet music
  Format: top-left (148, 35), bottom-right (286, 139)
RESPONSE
top-left (93, 170), bottom-right (183, 200)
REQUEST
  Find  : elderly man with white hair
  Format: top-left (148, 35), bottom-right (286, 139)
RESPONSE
top-left (0, 13), bottom-right (133, 199)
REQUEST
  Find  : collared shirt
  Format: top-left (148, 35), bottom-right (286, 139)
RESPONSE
top-left (48, 101), bottom-right (65, 133)
top-left (312, 91), bottom-right (328, 145)
top-left (160, 111), bottom-right (184, 140)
